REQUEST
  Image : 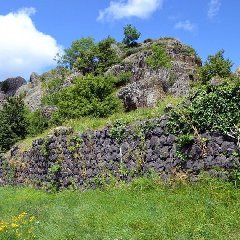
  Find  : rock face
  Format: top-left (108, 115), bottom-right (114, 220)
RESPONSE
top-left (15, 69), bottom-right (81, 111)
top-left (0, 77), bottom-right (27, 107)
top-left (236, 67), bottom-right (240, 77)
top-left (16, 72), bottom-right (43, 111)
top-left (108, 38), bottom-right (201, 110)
top-left (0, 116), bottom-right (239, 189)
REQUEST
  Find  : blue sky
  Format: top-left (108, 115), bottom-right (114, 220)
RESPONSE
top-left (0, 0), bottom-right (239, 80)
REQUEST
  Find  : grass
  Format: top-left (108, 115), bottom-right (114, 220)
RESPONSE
top-left (1, 177), bottom-right (240, 239)
top-left (19, 95), bottom-right (182, 151)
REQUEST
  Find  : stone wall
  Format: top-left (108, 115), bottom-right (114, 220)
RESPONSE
top-left (0, 115), bottom-right (239, 190)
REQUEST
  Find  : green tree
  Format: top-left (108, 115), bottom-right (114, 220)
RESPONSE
top-left (199, 50), bottom-right (233, 83)
top-left (95, 36), bottom-right (120, 74)
top-left (0, 97), bottom-right (28, 152)
top-left (122, 24), bottom-right (141, 46)
top-left (56, 37), bottom-right (97, 74)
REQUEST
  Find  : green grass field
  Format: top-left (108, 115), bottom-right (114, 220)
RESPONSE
top-left (1, 177), bottom-right (240, 240)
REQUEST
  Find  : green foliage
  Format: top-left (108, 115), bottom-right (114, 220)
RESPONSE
top-left (115, 71), bottom-right (132, 87)
top-left (0, 97), bottom-right (28, 152)
top-left (125, 46), bottom-right (142, 56)
top-left (199, 50), bottom-right (233, 83)
top-left (168, 80), bottom-right (240, 136)
top-left (122, 24), bottom-right (141, 46)
top-left (56, 36), bottom-right (120, 75)
top-left (146, 44), bottom-right (172, 70)
top-left (109, 119), bottom-right (127, 143)
top-left (177, 134), bottom-right (195, 149)
top-left (1, 178), bottom-right (240, 239)
top-left (26, 110), bottom-right (49, 136)
top-left (95, 36), bottom-right (120, 74)
top-left (46, 74), bottom-right (121, 119)
top-left (56, 37), bottom-right (97, 73)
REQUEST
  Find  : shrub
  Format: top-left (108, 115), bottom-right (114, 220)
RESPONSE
top-left (115, 71), bottom-right (132, 87)
top-left (168, 80), bottom-right (240, 136)
top-left (146, 44), bottom-right (171, 70)
top-left (48, 74), bottom-right (121, 119)
top-left (0, 97), bottom-right (28, 152)
top-left (0, 81), bottom-right (9, 93)
top-left (199, 50), bottom-right (233, 84)
top-left (95, 36), bottom-right (120, 74)
top-left (26, 110), bottom-right (49, 136)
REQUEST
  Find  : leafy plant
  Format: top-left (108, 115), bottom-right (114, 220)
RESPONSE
top-left (122, 24), bottom-right (141, 46)
top-left (109, 119), bottom-right (127, 143)
top-left (26, 110), bottom-right (49, 136)
top-left (146, 44), bottom-right (171, 70)
top-left (115, 71), bottom-right (132, 87)
top-left (0, 97), bottom-right (28, 153)
top-left (46, 74), bottom-right (121, 119)
top-left (199, 50), bottom-right (233, 84)
top-left (56, 37), bottom-right (97, 73)
top-left (177, 134), bottom-right (194, 148)
top-left (168, 80), bottom-right (240, 138)
top-left (95, 36), bottom-right (120, 74)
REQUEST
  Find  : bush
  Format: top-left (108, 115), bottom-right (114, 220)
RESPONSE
top-left (199, 50), bottom-right (233, 84)
top-left (0, 97), bottom-right (28, 152)
top-left (115, 71), bottom-right (132, 87)
top-left (168, 80), bottom-right (240, 136)
top-left (26, 110), bottom-right (49, 136)
top-left (47, 74), bottom-right (121, 119)
top-left (146, 44), bottom-right (171, 70)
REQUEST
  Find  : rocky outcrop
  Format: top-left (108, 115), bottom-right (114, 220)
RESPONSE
top-left (0, 77), bottom-right (27, 108)
top-left (0, 116), bottom-right (239, 189)
top-left (236, 67), bottom-right (240, 77)
top-left (108, 38), bottom-right (201, 110)
top-left (16, 72), bottom-right (43, 111)
top-left (15, 68), bottom-right (81, 111)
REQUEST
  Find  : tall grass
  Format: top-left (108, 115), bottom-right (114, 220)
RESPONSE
top-left (1, 177), bottom-right (240, 239)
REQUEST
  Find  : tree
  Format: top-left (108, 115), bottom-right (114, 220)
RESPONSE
top-left (95, 36), bottom-right (120, 74)
top-left (199, 50), bottom-right (233, 83)
top-left (56, 37), bottom-right (97, 74)
top-left (0, 97), bottom-right (28, 152)
top-left (122, 24), bottom-right (141, 46)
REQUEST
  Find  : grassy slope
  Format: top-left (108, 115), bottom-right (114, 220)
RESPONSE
top-left (19, 95), bottom-right (181, 151)
top-left (1, 178), bottom-right (240, 240)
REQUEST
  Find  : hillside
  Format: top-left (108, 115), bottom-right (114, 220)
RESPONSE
top-left (0, 31), bottom-right (239, 239)
top-left (0, 33), bottom-right (239, 189)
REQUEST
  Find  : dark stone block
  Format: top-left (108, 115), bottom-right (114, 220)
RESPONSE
top-left (166, 134), bottom-right (176, 145)
top-left (159, 135), bottom-right (167, 145)
top-left (160, 146), bottom-right (170, 159)
top-left (150, 136), bottom-right (160, 149)
top-left (221, 141), bottom-right (236, 153)
top-left (207, 142), bottom-right (221, 156)
top-left (214, 155), bottom-right (227, 166)
top-left (152, 127), bottom-right (164, 136)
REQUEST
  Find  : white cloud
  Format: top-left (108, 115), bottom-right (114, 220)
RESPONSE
top-left (97, 0), bottom-right (163, 21)
top-left (0, 8), bottom-right (62, 80)
top-left (174, 20), bottom-right (196, 32)
top-left (208, 0), bottom-right (221, 19)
